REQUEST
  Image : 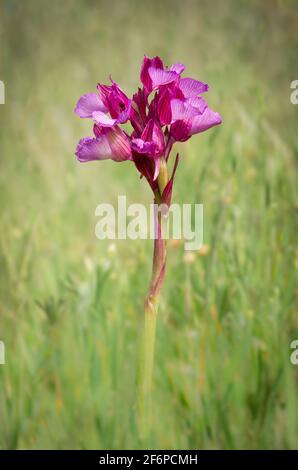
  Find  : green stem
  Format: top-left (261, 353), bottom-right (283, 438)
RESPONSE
top-left (137, 302), bottom-right (157, 438)
top-left (136, 157), bottom-right (168, 441)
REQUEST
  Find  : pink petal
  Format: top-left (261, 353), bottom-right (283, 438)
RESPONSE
top-left (179, 78), bottom-right (209, 97)
top-left (109, 79), bottom-right (130, 103)
top-left (187, 96), bottom-right (208, 113)
top-left (140, 56), bottom-right (163, 91)
top-left (169, 63), bottom-right (185, 74)
top-left (148, 67), bottom-right (178, 90)
top-left (96, 84), bottom-right (111, 107)
top-left (117, 101), bottom-right (132, 124)
top-left (131, 138), bottom-right (157, 156)
top-left (131, 119), bottom-right (165, 158)
top-left (75, 136), bottom-right (112, 162)
top-left (97, 81), bottom-right (131, 124)
top-left (92, 111), bottom-right (117, 127)
top-left (157, 88), bottom-right (172, 125)
top-left (170, 119), bottom-right (192, 142)
top-left (106, 126), bottom-right (132, 161)
top-left (133, 87), bottom-right (147, 122)
top-left (190, 108), bottom-right (222, 135)
top-left (74, 93), bottom-right (107, 118)
top-left (170, 99), bottom-right (198, 122)
top-left (138, 118), bottom-right (165, 157)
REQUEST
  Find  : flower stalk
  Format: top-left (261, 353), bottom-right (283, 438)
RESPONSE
top-left (74, 55), bottom-right (222, 443)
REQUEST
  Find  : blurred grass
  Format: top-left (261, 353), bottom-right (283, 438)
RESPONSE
top-left (0, 0), bottom-right (298, 449)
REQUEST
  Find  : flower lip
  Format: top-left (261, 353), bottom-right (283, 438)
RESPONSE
top-left (131, 118), bottom-right (165, 158)
top-left (75, 136), bottom-right (111, 162)
top-left (75, 125), bottom-right (132, 163)
top-left (190, 108), bottom-right (222, 135)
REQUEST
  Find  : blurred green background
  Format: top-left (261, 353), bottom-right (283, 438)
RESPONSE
top-left (0, 0), bottom-right (298, 449)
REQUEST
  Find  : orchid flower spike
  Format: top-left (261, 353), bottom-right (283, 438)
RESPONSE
top-left (74, 56), bottom-right (222, 436)
top-left (75, 55), bottom-right (222, 200)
